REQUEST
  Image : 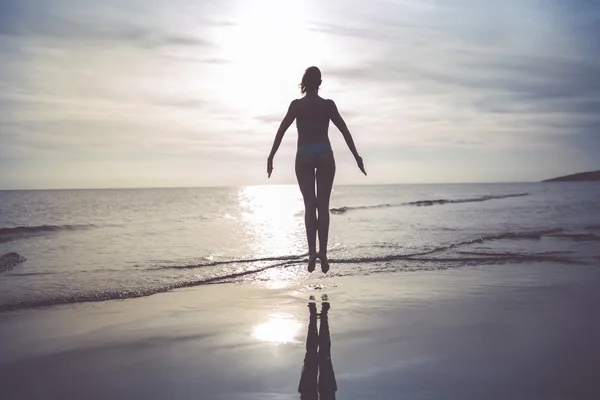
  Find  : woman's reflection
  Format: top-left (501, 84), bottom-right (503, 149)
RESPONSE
top-left (298, 301), bottom-right (337, 399)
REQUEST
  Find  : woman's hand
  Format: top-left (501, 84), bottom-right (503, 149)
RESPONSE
top-left (356, 156), bottom-right (367, 176)
top-left (267, 157), bottom-right (274, 178)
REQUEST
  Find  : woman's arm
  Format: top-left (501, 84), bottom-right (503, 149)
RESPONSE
top-left (267, 100), bottom-right (297, 177)
top-left (328, 99), bottom-right (366, 175)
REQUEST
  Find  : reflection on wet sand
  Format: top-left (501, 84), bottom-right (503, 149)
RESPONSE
top-left (298, 298), bottom-right (337, 399)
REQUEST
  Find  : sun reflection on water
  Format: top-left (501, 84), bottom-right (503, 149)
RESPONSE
top-left (252, 313), bottom-right (302, 344)
top-left (239, 185), bottom-right (306, 257)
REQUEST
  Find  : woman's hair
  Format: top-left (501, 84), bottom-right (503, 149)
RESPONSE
top-left (299, 66), bottom-right (322, 95)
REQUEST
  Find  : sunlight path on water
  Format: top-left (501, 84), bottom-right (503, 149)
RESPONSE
top-left (238, 185), bottom-right (307, 269)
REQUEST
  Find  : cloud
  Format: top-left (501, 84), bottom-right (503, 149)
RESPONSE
top-left (1, 0), bottom-right (600, 188)
top-left (0, 13), bottom-right (210, 50)
top-left (314, 0), bottom-right (600, 155)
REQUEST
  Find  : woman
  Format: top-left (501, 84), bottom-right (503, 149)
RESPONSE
top-left (267, 66), bottom-right (366, 273)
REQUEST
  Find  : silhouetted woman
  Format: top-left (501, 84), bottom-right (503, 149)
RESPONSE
top-left (267, 67), bottom-right (366, 273)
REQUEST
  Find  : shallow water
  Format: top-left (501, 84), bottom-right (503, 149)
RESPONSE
top-left (1, 183), bottom-right (599, 311)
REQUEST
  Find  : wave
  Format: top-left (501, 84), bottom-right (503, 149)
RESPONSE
top-left (331, 193), bottom-right (529, 214)
top-left (0, 249), bottom-right (580, 313)
top-left (319, 229), bottom-right (567, 264)
top-left (585, 224), bottom-right (600, 231)
top-left (550, 233), bottom-right (600, 242)
top-left (0, 227), bottom-right (583, 313)
top-left (406, 193), bottom-right (530, 207)
top-left (0, 224), bottom-right (96, 243)
top-left (0, 258), bottom-right (299, 313)
top-left (154, 228), bottom-right (565, 271)
top-left (330, 203), bottom-right (393, 214)
top-left (457, 250), bottom-right (573, 257)
top-left (153, 254), bottom-right (306, 270)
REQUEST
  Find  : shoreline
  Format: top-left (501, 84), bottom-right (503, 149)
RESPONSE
top-left (1, 262), bottom-right (599, 399)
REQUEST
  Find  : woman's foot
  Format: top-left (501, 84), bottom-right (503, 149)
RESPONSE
top-left (307, 253), bottom-right (317, 272)
top-left (317, 253), bottom-right (330, 273)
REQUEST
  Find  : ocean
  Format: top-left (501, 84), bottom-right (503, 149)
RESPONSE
top-left (1, 183), bottom-right (599, 312)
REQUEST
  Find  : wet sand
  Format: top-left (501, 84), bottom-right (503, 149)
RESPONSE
top-left (1, 263), bottom-right (599, 399)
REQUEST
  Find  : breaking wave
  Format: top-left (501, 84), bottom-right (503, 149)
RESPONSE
top-left (0, 224), bottom-right (97, 243)
top-left (331, 193), bottom-right (529, 214)
top-left (550, 233), bottom-right (600, 241)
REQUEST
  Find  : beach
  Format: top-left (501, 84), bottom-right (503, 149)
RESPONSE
top-left (2, 261), bottom-right (599, 399)
top-left (2, 0), bottom-right (600, 397)
top-left (1, 183), bottom-right (599, 398)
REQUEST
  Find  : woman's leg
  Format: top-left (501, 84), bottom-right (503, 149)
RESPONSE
top-left (296, 155), bottom-right (318, 271)
top-left (316, 155), bottom-right (335, 272)
top-left (298, 303), bottom-right (319, 398)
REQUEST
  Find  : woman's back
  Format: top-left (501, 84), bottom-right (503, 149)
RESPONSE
top-left (295, 95), bottom-right (331, 145)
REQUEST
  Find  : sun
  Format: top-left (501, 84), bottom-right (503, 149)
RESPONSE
top-left (206, 0), bottom-right (335, 116)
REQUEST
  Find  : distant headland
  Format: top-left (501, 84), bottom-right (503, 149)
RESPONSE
top-left (543, 170), bottom-right (600, 182)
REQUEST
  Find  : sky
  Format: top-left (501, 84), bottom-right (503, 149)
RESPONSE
top-left (1, 0), bottom-right (599, 189)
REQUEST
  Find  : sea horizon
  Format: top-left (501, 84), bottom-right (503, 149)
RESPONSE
top-left (0, 180), bottom-right (559, 192)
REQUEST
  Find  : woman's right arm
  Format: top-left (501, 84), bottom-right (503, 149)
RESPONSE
top-left (328, 100), bottom-right (366, 175)
top-left (267, 100), bottom-right (297, 177)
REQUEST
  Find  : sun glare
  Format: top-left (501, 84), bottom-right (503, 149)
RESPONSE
top-left (239, 185), bottom-right (305, 257)
top-left (252, 313), bottom-right (302, 344)
top-left (209, 0), bottom-right (334, 115)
